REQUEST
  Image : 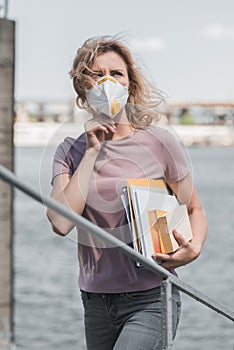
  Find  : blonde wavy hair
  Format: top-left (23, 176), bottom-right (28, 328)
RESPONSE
top-left (69, 35), bottom-right (165, 127)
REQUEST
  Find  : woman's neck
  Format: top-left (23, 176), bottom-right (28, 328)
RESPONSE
top-left (112, 109), bottom-right (134, 140)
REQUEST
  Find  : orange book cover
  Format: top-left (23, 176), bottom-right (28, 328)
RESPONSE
top-left (149, 205), bottom-right (193, 254)
top-left (148, 210), bottom-right (161, 253)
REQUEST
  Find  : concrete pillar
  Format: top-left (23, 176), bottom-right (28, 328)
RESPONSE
top-left (0, 18), bottom-right (15, 349)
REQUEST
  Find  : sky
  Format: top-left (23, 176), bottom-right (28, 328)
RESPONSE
top-left (5, 0), bottom-right (234, 102)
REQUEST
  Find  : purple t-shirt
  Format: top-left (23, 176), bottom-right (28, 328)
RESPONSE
top-left (52, 125), bottom-right (190, 293)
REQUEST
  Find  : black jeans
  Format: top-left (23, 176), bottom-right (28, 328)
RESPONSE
top-left (80, 286), bottom-right (181, 350)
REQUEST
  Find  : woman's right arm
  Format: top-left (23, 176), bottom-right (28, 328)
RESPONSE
top-left (46, 147), bottom-right (99, 236)
top-left (47, 118), bottom-right (116, 236)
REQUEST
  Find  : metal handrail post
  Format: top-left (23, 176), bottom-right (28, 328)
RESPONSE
top-left (161, 278), bottom-right (173, 349)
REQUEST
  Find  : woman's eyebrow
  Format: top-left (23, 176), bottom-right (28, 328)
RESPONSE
top-left (110, 69), bottom-right (125, 73)
top-left (111, 68), bottom-right (124, 71)
top-left (92, 69), bottom-right (103, 73)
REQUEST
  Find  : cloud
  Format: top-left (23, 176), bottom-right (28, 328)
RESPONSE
top-left (129, 37), bottom-right (167, 52)
top-left (204, 24), bottom-right (234, 40)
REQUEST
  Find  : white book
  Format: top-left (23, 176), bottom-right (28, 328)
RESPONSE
top-left (131, 187), bottom-right (178, 258)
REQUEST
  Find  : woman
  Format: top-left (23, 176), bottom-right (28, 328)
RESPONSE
top-left (47, 35), bottom-right (207, 350)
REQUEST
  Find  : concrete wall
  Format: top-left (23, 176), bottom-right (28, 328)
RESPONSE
top-left (0, 18), bottom-right (15, 349)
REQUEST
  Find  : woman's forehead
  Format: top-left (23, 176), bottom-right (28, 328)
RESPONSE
top-left (91, 51), bottom-right (127, 71)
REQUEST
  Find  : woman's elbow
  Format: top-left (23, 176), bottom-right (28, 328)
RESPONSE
top-left (51, 223), bottom-right (68, 236)
top-left (46, 210), bottom-right (74, 236)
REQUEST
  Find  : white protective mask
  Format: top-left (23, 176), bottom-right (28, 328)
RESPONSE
top-left (86, 75), bottom-right (129, 118)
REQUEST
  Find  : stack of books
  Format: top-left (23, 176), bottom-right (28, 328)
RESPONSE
top-left (121, 178), bottom-right (193, 261)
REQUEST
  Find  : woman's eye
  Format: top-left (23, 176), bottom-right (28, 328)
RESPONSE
top-left (112, 71), bottom-right (123, 77)
top-left (92, 72), bottom-right (103, 79)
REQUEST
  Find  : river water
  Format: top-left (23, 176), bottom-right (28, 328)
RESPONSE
top-left (13, 145), bottom-right (234, 349)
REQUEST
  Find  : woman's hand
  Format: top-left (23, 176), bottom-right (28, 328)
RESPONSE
top-left (85, 116), bottom-right (116, 150)
top-left (154, 176), bottom-right (208, 270)
top-left (152, 230), bottom-right (201, 270)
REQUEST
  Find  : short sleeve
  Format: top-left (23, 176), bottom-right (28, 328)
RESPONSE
top-left (51, 133), bottom-right (86, 185)
top-left (163, 130), bottom-right (190, 182)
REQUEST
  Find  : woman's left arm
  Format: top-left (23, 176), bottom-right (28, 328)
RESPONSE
top-left (152, 174), bottom-right (208, 269)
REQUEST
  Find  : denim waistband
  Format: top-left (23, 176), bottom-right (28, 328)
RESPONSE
top-left (80, 285), bottom-right (180, 302)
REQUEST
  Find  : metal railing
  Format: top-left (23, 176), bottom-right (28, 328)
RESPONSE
top-left (0, 164), bottom-right (233, 349)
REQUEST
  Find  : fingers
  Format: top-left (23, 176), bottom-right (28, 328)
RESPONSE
top-left (85, 120), bottom-right (116, 149)
top-left (152, 253), bottom-right (171, 262)
top-left (152, 253), bottom-right (181, 269)
top-left (152, 253), bottom-right (175, 269)
top-left (151, 231), bottom-right (190, 269)
top-left (152, 230), bottom-right (187, 260)
top-left (105, 122), bottom-right (117, 135)
top-left (173, 229), bottom-right (188, 246)
top-left (85, 120), bottom-right (116, 135)
top-left (160, 260), bottom-right (179, 269)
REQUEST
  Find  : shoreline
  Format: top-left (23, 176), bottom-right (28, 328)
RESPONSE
top-left (14, 122), bottom-right (234, 147)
